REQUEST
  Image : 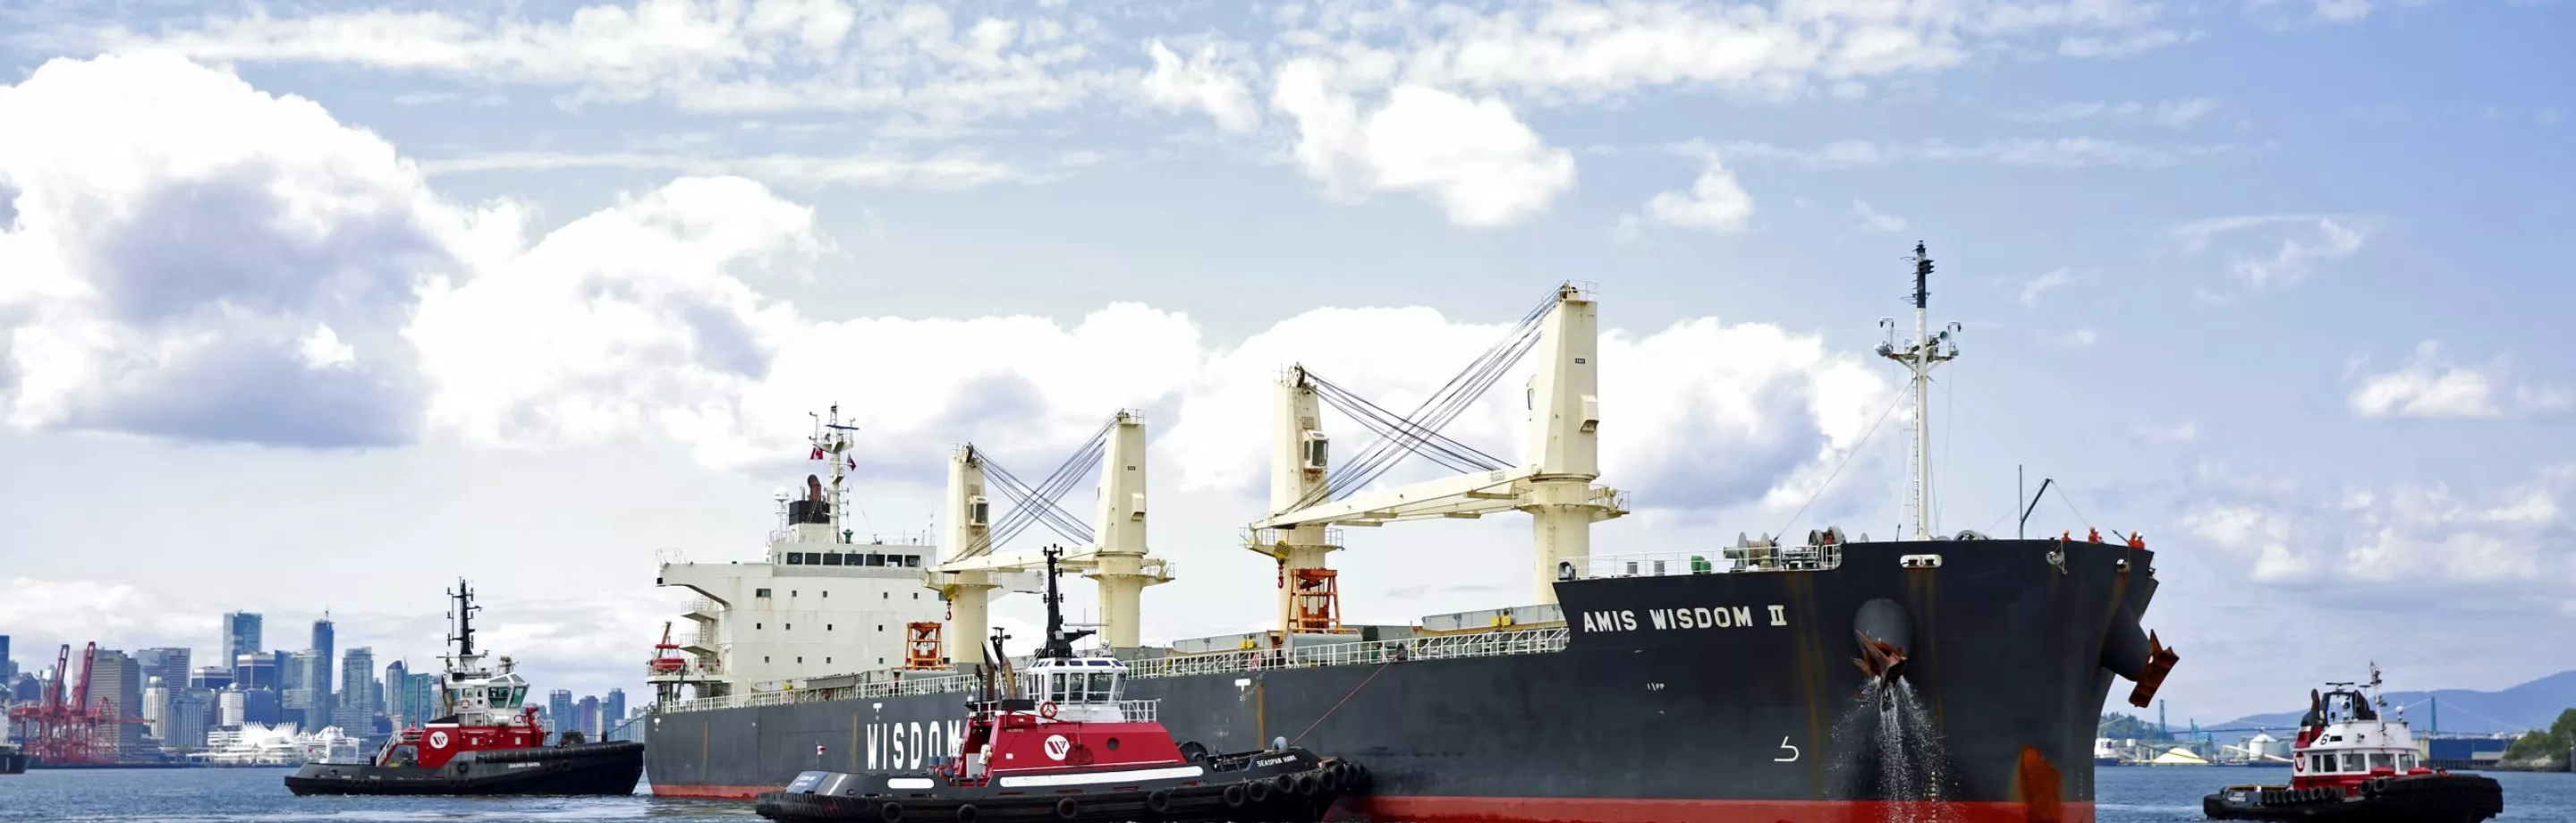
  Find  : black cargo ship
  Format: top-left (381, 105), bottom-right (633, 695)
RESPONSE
top-left (641, 246), bottom-right (2182, 822)
top-left (648, 535), bottom-right (2173, 822)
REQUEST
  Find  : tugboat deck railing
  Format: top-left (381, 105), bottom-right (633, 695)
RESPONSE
top-left (653, 627), bottom-right (1572, 715)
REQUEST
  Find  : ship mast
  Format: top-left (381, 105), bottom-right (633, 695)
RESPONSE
top-left (809, 405), bottom-right (858, 539)
top-left (1877, 242), bottom-right (1960, 541)
top-left (444, 578), bottom-right (481, 676)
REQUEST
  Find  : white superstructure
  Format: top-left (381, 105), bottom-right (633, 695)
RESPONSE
top-left (653, 406), bottom-right (948, 701)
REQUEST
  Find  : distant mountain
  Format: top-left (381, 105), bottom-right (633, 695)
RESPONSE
top-left (2212, 670), bottom-right (2576, 735)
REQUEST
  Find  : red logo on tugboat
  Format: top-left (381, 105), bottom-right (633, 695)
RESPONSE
top-left (1043, 735), bottom-right (1072, 760)
top-left (428, 732), bottom-right (449, 749)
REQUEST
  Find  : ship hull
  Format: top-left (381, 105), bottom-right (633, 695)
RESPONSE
top-left (647, 539), bottom-right (2163, 823)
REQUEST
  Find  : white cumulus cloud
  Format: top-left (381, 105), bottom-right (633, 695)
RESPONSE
top-left (2345, 341), bottom-right (2571, 420)
top-left (1641, 150), bottom-right (1756, 233)
top-left (1273, 62), bottom-right (1577, 226)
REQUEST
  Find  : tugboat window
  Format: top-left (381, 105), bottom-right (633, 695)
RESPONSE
top-left (2399, 753), bottom-right (2416, 771)
top-left (2341, 752), bottom-right (2363, 772)
top-left (1090, 673), bottom-right (1115, 700)
top-left (2369, 753), bottom-right (2394, 771)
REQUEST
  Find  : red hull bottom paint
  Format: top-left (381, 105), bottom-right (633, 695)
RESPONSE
top-left (651, 785), bottom-right (770, 799)
top-left (653, 785), bottom-right (2095, 823)
top-left (1350, 796), bottom-right (2096, 823)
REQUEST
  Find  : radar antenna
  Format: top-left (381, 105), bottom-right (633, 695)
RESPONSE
top-left (1037, 545), bottom-right (1095, 659)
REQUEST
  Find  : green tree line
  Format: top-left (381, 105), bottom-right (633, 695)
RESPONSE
top-left (2098, 713), bottom-right (2171, 741)
top-left (2504, 708), bottom-right (2576, 763)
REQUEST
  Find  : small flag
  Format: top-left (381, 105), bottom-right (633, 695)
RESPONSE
top-left (810, 446), bottom-right (826, 461)
top-left (847, 456), bottom-right (856, 471)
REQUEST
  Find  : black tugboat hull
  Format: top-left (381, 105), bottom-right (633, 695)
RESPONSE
top-left (755, 749), bottom-right (1359, 823)
top-left (284, 742), bottom-right (645, 796)
top-left (2202, 775), bottom-right (2504, 823)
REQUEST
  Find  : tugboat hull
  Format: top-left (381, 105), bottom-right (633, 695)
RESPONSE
top-left (284, 741), bottom-right (644, 796)
top-left (2203, 774), bottom-right (2504, 823)
top-left (757, 748), bottom-right (1360, 823)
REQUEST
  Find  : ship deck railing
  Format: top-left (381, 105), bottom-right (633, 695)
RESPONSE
top-left (652, 627), bottom-right (1572, 715)
top-left (1576, 545), bottom-right (1843, 579)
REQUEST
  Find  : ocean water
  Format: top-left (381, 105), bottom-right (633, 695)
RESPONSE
top-left (0, 766), bottom-right (2568, 821)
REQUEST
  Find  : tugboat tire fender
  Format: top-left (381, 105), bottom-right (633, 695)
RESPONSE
top-left (1245, 778), bottom-right (1271, 804)
top-left (954, 802), bottom-right (979, 823)
top-left (1052, 797), bottom-right (1080, 819)
top-left (1223, 784), bottom-right (1249, 809)
top-left (1145, 790), bottom-right (1173, 814)
top-left (1272, 774), bottom-right (1297, 797)
top-left (1292, 772), bottom-right (1318, 796)
top-left (879, 801), bottom-right (903, 822)
top-left (1317, 768), bottom-right (1341, 793)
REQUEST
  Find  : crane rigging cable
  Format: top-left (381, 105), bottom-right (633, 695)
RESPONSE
top-left (985, 418), bottom-right (1114, 545)
top-left (964, 417), bottom-right (1115, 556)
top-left (1281, 285), bottom-right (1563, 513)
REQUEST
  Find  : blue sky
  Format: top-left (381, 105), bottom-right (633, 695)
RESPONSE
top-left (0, 0), bottom-right (2571, 725)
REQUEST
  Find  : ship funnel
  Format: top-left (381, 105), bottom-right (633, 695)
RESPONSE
top-left (2100, 604), bottom-right (2181, 708)
top-left (1852, 598), bottom-right (1911, 693)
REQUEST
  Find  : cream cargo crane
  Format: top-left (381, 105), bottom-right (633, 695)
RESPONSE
top-left (1249, 284), bottom-right (1627, 639)
top-left (926, 410), bottom-right (1169, 670)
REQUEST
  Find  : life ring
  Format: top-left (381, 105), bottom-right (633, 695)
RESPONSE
top-left (1038, 701), bottom-right (1059, 719)
top-left (1146, 790), bottom-right (1173, 814)
top-left (1053, 797), bottom-right (1080, 820)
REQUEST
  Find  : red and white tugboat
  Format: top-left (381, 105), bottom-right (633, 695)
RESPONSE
top-left (2205, 666), bottom-right (2503, 822)
top-left (758, 547), bottom-right (1367, 823)
top-left (285, 580), bottom-right (645, 796)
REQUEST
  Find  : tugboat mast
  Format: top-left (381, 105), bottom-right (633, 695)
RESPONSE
top-left (445, 578), bottom-right (481, 671)
top-left (1037, 545), bottom-right (1094, 660)
top-left (1878, 242), bottom-right (1961, 541)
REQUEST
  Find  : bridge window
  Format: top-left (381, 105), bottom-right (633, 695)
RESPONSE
top-left (824, 553), bottom-right (843, 566)
top-left (757, 589), bottom-right (772, 598)
top-left (786, 553), bottom-right (805, 565)
top-left (1089, 673), bottom-right (1115, 700)
top-left (2399, 753), bottom-right (2415, 771)
top-left (2313, 754), bottom-right (2329, 773)
top-left (2369, 753), bottom-right (2394, 772)
top-left (2340, 752), bottom-right (2363, 773)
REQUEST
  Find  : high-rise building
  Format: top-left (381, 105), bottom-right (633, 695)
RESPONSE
top-left (1, 634), bottom-right (13, 683)
top-left (217, 690), bottom-right (248, 727)
top-left (279, 650), bottom-right (308, 693)
top-left (222, 611), bottom-right (262, 666)
top-left (188, 666), bottom-right (233, 691)
top-left (238, 687), bottom-right (281, 725)
top-left (335, 647), bottom-right (376, 733)
top-left (137, 648), bottom-right (191, 696)
top-left (8, 673), bottom-right (38, 704)
top-left (143, 675), bottom-right (170, 742)
top-left (407, 672), bottom-right (440, 726)
top-left (547, 690), bottom-right (574, 741)
top-left (602, 689), bottom-right (627, 737)
top-left (84, 649), bottom-right (147, 760)
top-left (283, 649), bottom-right (318, 731)
top-left (576, 694), bottom-right (601, 739)
top-left (309, 616), bottom-right (335, 730)
top-left (233, 653), bottom-right (277, 691)
top-left (166, 688), bottom-right (214, 749)
top-left (383, 660), bottom-right (411, 727)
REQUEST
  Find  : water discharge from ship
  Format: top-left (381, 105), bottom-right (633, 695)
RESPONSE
top-left (1831, 675), bottom-right (1962, 823)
